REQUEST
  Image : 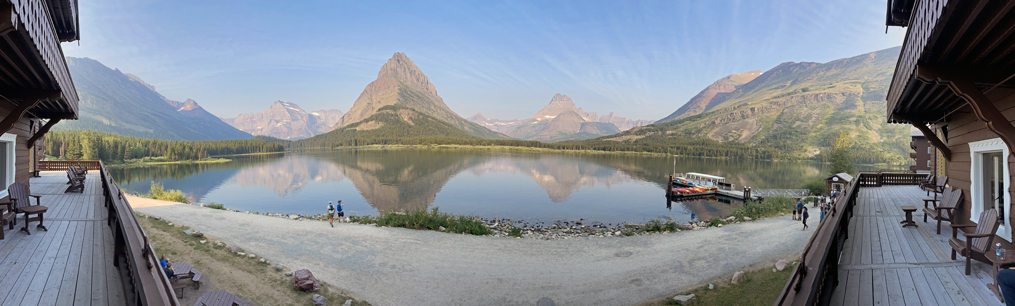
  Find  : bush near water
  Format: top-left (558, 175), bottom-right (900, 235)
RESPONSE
top-left (141, 181), bottom-right (190, 204)
top-left (730, 196), bottom-right (796, 221)
top-left (350, 207), bottom-right (492, 235)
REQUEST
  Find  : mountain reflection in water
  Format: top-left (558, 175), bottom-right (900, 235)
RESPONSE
top-left (110, 149), bottom-right (878, 224)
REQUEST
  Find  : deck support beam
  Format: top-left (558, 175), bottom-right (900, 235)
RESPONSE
top-left (26, 118), bottom-right (58, 148)
top-left (0, 97), bottom-right (40, 135)
top-left (895, 116), bottom-right (952, 162)
top-left (916, 65), bottom-right (1015, 157)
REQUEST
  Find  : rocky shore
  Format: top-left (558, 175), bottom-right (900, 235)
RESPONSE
top-left (198, 203), bottom-right (756, 240)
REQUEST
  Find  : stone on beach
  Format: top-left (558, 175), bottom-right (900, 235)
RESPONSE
top-left (313, 294), bottom-right (327, 306)
top-left (294, 269), bottom-right (322, 292)
top-left (183, 230), bottom-right (193, 236)
top-left (249, 254), bottom-right (256, 258)
top-left (776, 259), bottom-right (790, 271)
top-left (342, 300), bottom-right (352, 306)
top-left (290, 214), bottom-right (300, 220)
top-left (277, 264), bottom-right (284, 271)
top-left (237, 252), bottom-right (246, 256)
top-left (228, 245), bottom-right (238, 253)
top-left (731, 271), bottom-right (746, 285)
top-left (672, 294), bottom-right (696, 305)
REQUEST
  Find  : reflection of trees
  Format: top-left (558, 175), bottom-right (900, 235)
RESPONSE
top-left (110, 154), bottom-right (286, 201)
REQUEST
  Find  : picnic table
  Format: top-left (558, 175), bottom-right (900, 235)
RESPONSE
top-left (171, 262), bottom-right (203, 299)
top-left (194, 290), bottom-right (247, 306)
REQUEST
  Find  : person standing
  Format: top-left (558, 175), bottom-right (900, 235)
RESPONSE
top-left (796, 201), bottom-right (804, 221)
top-left (336, 200), bottom-right (345, 222)
top-left (802, 207), bottom-right (809, 230)
top-left (819, 203), bottom-right (826, 222)
top-left (327, 201), bottom-right (336, 228)
top-left (998, 268), bottom-right (1015, 306)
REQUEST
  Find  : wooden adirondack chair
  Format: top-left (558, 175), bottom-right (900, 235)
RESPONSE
top-left (923, 187), bottom-right (963, 234)
top-left (950, 208), bottom-right (1000, 275)
top-left (923, 186), bottom-right (953, 209)
top-left (919, 175), bottom-right (935, 190)
top-left (65, 169), bottom-right (84, 193)
top-left (8, 182), bottom-right (48, 235)
top-left (925, 176), bottom-right (948, 198)
top-left (0, 198), bottom-right (14, 239)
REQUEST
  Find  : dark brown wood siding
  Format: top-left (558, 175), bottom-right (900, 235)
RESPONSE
top-left (942, 88), bottom-right (1015, 240)
top-left (0, 103), bottom-right (39, 189)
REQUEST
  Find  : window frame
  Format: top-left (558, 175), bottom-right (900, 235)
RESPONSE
top-left (0, 133), bottom-right (15, 198)
top-left (969, 137), bottom-right (1011, 242)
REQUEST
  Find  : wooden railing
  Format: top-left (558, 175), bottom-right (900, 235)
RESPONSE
top-left (37, 160), bottom-right (100, 171)
top-left (774, 172), bottom-right (925, 305)
top-left (40, 160), bottom-right (179, 305)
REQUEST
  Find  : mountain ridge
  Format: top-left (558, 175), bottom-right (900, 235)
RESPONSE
top-left (223, 101), bottom-right (344, 140)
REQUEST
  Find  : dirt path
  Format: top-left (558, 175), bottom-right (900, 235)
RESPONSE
top-left (130, 197), bottom-right (812, 306)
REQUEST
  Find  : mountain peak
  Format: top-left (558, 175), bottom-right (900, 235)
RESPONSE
top-left (376, 52), bottom-right (437, 97)
top-left (467, 113), bottom-right (488, 122)
top-left (531, 93), bottom-right (579, 120)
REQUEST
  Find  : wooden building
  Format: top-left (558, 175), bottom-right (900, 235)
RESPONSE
top-left (887, 0), bottom-right (1015, 243)
top-left (910, 128), bottom-right (934, 173)
top-left (825, 173), bottom-right (853, 195)
top-left (0, 0), bottom-right (80, 197)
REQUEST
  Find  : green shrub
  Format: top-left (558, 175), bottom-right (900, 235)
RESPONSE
top-left (803, 179), bottom-right (826, 196)
top-left (350, 207), bottom-right (491, 235)
top-left (730, 196), bottom-right (795, 221)
top-left (708, 217), bottom-right (724, 227)
top-left (143, 181), bottom-right (190, 204)
top-left (508, 227), bottom-right (522, 237)
top-left (206, 202), bottom-right (225, 210)
top-left (641, 217), bottom-right (679, 233)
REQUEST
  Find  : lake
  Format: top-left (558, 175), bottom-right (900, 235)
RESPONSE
top-left (110, 149), bottom-right (885, 224)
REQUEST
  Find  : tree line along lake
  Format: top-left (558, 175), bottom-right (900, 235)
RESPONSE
top-left (109, 149), bottom-right (888, 225)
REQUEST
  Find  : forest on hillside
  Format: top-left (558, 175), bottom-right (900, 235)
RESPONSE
top-left (44, 130), bottom-right (285, 163)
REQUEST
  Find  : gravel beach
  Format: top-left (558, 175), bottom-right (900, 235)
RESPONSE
top-left (130, 196), bottom-right (812, 306)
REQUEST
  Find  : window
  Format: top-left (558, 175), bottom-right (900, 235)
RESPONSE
top-left (970, 138), bottom-right (1011, 241)
top-left (927, 160), bottom-right (931, 168)
top-left (0, 133), bottom-right (15, 196)
top-left (928, 146), bottom-right (932, 154)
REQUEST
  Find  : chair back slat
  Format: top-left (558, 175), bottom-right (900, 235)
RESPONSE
top-left (936, 176), bottom-right (948, 189)
top-left (7, 182), bottom-right (29, 209)
top-left (973, 209), bottom-right (998, 252)
top-left (942, 189), bottom-right (964, 220)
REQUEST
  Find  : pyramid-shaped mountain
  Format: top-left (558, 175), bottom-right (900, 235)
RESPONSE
top-left (333, 52), bottom-right (503, 139)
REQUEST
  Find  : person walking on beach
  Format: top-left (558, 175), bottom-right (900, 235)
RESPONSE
top-left (327, 201), bottom-right (336, 228)
top-left (336, 200), bottom-right (345, 222)
top-left (795, 200), bottom-right (804, 221)
top-left (802, 207), bottom-right (809, 230)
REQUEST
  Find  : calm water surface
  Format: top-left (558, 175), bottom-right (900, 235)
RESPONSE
top-left (110, 149), bottom-right (883, 224)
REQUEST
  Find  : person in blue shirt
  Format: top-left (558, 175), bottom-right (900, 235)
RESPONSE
top-left (336, 200), bottom-right (345, 222)
top-left (160, 255), bottom-right (174, 278)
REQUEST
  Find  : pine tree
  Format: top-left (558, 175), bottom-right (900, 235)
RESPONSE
top-left (830, 131), bottom-right (854, 175)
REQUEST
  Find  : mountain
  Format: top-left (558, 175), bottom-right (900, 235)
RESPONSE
top-left (222, 101), bottom-right (344, 140)
top-left (467, 93), bottom-right (644, 142)
top-left (56, 57), bottom-right (252, 140)
top-left (334, 52), bottom-right (504, 139)
top-left (300, 105), bottom-right (480, 147)
top-left (657, 70), bottom-right (763, 122)
top-left (600, 47), bottom-right (910, 164)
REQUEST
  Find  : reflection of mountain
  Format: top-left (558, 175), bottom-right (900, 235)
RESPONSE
top-left (231, 155), bottom-right (346, 195)
top-left (315, 150), bottom-right (489, 212)
top-left (468, 155), bottom-right (633, 202)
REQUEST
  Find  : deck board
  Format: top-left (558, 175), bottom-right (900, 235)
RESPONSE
top-left (0, 172), bottom-right (123, 306)
top-left (829, 185), bottom-right (1003, 305)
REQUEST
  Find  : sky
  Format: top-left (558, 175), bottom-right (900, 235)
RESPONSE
top-left (61, 0), bottom-right (906, 120)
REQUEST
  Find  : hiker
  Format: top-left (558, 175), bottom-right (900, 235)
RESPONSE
top-left (160, 255), bottom-right (174, 278)
top-left (795, 201), bottom-right (804, 221)
top-left (336, 200), bottom-right (345, 222)
top-left (691, 212), bottom-right (696, 223)
top-left (327, 201), bottom-right (336, 228)
top-left (819, 203), bottom-right (826, 222)
top-left (802, 207), bottom-right (809, 230)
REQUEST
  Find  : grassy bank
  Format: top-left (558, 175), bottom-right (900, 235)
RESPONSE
top-left (349, 207), bottom-right (492, 235)
top-left (729, 196), bottom-right (796, 221)
top-left (137, 213), bottom-right (368, 305)
top-left (137, 182), bottom-right (190, 204)
top-left (642, 258), bottom-right (796, 306)
top-left (210, 151), bottom-right (286, 158)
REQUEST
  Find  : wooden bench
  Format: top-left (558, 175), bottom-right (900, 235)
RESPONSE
top-left (194, 290), bottom-right (247, 306)
top-left (172, 282), bottom-right (188, 298)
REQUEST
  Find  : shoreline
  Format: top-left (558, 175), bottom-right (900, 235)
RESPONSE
top-left (130, 196), bottom-right (813, 305)
top-left (127, 196), bottom-right (762, 240)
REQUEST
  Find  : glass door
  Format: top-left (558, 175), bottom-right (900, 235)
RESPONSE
top-left (984, 152), bottom-right (1005, 219)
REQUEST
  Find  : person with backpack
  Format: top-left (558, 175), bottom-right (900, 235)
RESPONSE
top-left (327, 201), bottom-right (336, 228)
top-left (795, 200), bottom-right (804, 221)
top-left (802, 207), bottom-right (810, 230)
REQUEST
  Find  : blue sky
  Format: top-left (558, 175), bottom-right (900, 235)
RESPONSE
top-left (61, 0), bottom-right (905, 120)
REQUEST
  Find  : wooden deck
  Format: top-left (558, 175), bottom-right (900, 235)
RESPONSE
top-left (830, 185), bottom-right (1002, 306)
top-left (0, 171), bottom-right (124, 305)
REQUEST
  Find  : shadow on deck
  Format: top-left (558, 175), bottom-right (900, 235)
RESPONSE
top-left (829, 185), bottom-right (1000, 306)
top-left (0, 171), bottom-right (124, 305)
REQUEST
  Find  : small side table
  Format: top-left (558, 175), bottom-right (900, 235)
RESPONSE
top-left (986, 250), bottom-right (1015, 303)
top-left (900, 206), bottom-right (917, 228)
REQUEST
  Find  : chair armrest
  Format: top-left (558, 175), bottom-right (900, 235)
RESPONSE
top-left (29, 195), bottom-right (40, 199)
top-left (934, 206), bottom-right (955, 212)
top-left (962, 233), bottom-right (994, 238)
top-left (950, 224), bottom-right (977, 228)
